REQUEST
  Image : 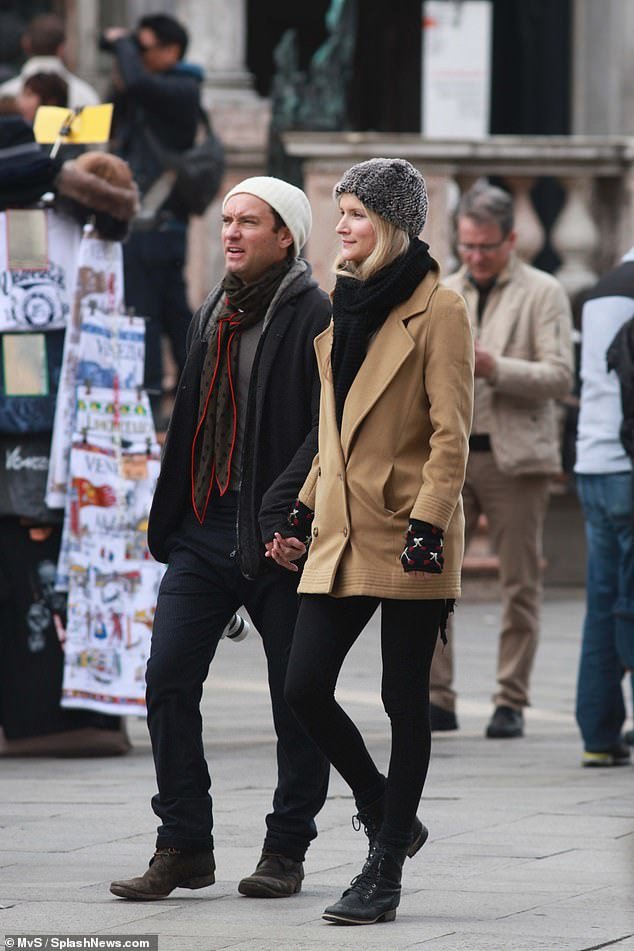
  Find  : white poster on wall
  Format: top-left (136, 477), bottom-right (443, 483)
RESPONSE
top-left (422, 0), bottom-right (492, 138)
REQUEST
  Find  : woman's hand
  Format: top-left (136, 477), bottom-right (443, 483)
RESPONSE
top-left (400, 520), bottom-right (444, 575)
top-left (265, 533), bottom-right (307, 572)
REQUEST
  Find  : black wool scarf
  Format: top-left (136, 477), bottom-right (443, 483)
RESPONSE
top-left (331, 238), bottom-right (434, 429)
top-left (191, 259), bottom-right (291, 522)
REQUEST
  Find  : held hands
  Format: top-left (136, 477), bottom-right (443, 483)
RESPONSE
top-left (265, 497), bottom-right (313, 571)
top-left (265, 533), bottom-right (307, 572)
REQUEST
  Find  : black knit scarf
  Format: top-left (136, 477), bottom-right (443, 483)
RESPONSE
top-left (191, 259), bottom-right (290, 522)
top-left (331, 238), bottom-right (434, 428)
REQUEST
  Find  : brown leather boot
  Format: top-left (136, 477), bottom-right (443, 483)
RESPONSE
top-left (237, 852), bottom-right (304, 898)
top-left (109, 847), bottom-right (215, 900)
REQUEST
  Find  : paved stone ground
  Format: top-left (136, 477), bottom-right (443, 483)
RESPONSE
top-left (1, 589), bottom-right (633, 951)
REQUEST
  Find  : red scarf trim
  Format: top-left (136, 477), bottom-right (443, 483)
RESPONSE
top-left (190, 304), bottom-right (241, 524)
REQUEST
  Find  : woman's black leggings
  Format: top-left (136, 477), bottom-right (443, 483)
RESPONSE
top-left (285, 594), bottom-right (442, 839)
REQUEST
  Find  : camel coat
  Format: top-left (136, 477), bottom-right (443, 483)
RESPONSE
top-left (297, 264), bottom-right (474, 600)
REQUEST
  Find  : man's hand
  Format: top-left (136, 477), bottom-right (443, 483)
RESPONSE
top-left (265, 533), bottom-right (307, 572)
top-left (474, 340), bottom-right (497, 379)
top-left (103, 27), bottom-right (129, 43)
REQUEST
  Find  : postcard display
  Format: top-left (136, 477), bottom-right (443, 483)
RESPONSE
top-left (46, 233), bottom-right (164, 716)
top-left (0, 209), bottom-right (81, 525)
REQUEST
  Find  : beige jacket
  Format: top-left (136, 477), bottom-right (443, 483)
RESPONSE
top-left (444, 257), bottom-right (573, 476)
top-left (297, 265), bottom-right (474, 600)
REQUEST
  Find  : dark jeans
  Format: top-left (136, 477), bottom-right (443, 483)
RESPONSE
top-left (575, 472), bottom-right (634, 751)
top-left (146, 491), bottom-right (329, 861)
top-left (285, 594), bottom-right (441, 839)
top-left (123, 225), bottom-right (192, 396)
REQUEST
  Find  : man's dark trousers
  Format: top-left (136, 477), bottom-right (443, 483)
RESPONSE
top-left (123, 224), bottom-right (191, 396)
top-left (146, 490), bottom-right (329, 862)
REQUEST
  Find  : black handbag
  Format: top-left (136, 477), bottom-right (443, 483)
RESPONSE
top-left (137, 107), bottom-right (225, 221)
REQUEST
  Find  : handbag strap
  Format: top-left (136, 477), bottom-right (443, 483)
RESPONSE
top-left (135, 103), bottom-right (210, 171)
top-left (132, 103), bottom-right (211, 223)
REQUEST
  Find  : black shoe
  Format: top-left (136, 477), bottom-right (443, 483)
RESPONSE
top-left (486, 705), bottom-right (524, 739)
top-left (582, 741), bottom-right (631, 768)
top-left (352, 808), bottom-right (428, 860)
top-left (430, 702), bottom-right (459, 732)
top-left (110, 848), bottom-right (215, 900)
top-left (625, 729), bottom-right (634, 747)
top-left (237, 852), bottom-right (303, 897)
top-left (322, 842), bottom-right (408, 925)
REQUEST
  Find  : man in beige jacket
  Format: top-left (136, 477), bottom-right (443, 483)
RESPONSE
top-left (430, 182), bottom-right (574, 738)
top-left (0, 14), bottom-right (100, 110)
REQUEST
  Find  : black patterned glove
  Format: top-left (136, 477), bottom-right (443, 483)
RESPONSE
top-left (286, 499), bottom-right (314, 546)
top-left (400, 519), bottom-right (444, 574)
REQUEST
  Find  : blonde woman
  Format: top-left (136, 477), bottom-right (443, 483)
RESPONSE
top-left (267, 158), bottom-right (474, 925)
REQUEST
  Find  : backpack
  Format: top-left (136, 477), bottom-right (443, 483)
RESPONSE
top-left (606, 315), bottom-right (634, 458)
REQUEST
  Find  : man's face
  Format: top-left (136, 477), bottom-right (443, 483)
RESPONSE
top-left (17, 87), bottom-right (40, 124)
top-left (136, 28), bottom-right (180, 73)
top-left (456, 216), bottom-right (516, 285)
top-left (222, 194), bottom-right (293, 284)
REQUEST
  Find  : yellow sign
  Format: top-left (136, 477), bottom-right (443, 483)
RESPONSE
top-left (33, 104), bottom-right (113, 145)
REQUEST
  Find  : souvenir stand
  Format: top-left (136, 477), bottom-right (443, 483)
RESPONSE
top-left (0, 106), bottom-right (156, 754)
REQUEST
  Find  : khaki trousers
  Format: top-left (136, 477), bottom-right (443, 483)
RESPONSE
top-left (430, 452), bottom-right (550, 712)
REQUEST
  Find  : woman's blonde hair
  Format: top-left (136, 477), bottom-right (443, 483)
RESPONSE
top-left (333, 200), bottom-right (410, 282)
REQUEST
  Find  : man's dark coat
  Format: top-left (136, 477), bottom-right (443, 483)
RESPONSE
top-left (147, 261), bottom-right (330, 578)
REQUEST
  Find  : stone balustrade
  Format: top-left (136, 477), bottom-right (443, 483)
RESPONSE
top-left (282, 132), bottom-right (634, 295)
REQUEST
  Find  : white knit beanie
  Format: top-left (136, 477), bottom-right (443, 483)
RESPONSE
top-left (222, 176), bottom-right (312, 256)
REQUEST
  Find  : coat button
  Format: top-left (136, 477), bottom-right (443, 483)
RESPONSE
top-left (313, 526), bottom-right (319, 537)
top-left (343, 527), bottom-right (348, 537)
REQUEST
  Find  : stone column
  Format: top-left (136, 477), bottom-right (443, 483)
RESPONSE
top-left (64, 0), bottom-right (101, 94)
top-left (173, 0), bottom-right (269, 306)
top-left (572, 0), bottom-right (634, 135)
top-left (175, 0), bottom-right (269, 147)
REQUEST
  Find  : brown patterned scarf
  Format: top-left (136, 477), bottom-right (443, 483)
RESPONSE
top-left (191, 260), bottom-right (290, 522)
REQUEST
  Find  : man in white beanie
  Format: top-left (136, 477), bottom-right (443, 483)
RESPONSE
top-left (110, 177), bottom-right (330, 901)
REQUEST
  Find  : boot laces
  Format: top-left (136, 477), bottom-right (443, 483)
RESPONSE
top-left (352, 811), bottom-right (380, 840)
top-left (150, 847), bottom-right (181, 866)
top-left (345, 846), bottom-right (385, 904)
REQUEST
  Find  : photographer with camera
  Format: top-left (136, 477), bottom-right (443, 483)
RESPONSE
top-left (101, 14), bottom-right (205, 409)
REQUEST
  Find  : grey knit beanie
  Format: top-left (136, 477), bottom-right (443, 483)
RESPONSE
top-left (223, 176), bottom-right (312, 255)
top-left (334, 158), bottom-right (428, 238)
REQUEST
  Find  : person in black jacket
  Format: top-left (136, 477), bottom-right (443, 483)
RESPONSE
top-left (102, 14), bottom-right (202, 400)
top-left (110, 176), bottom-right (331, 901)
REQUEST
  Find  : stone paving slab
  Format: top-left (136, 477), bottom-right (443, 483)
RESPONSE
top-left (1, 590), bottom-right (634, 950)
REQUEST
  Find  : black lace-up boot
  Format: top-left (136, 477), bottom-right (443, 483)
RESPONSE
top-left (322, 840), bottom-right (408, 925)
top-left (353, 797), bottom-right (428, 861)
